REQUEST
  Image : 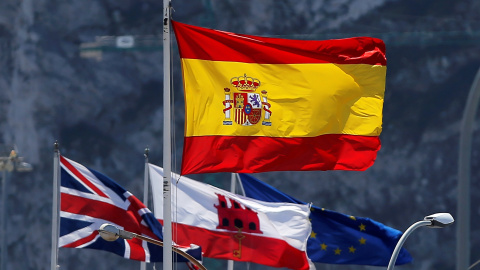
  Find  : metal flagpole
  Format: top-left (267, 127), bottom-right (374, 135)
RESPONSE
top-left (51, 141), bottom-right (60, 270)
top-left (235, 173), bottom-right (246, 197)
top-left (141, 148), bottom-right (150, 270)
top-left (457, 67), bottom-right (480, 270)
top-left (233, 173), bottom-right (250, 270)
top-left (227, 173), bottom-right (237, 270)
top-left (162, 1), bottom-right (173, 269)
top-left (230, 173), bottom-right (237, 193)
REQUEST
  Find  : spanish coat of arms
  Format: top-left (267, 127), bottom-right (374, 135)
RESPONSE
top-left (223, 74), bottom-right (272, 126)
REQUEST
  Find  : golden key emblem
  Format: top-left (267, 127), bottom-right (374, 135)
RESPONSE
top-left (233, 228), bottom-right (245, 258)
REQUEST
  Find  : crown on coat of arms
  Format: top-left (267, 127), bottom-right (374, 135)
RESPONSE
top-left (230, 74), bottom-right (260, 92)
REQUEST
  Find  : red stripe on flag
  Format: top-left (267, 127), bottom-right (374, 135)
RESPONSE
top-left (171, 222), bottom-right (311, 270)
top-left (125, 195), bottom-right (158, 238)
top-left (63, 230), bottom-right (98, 248)
top-left (60, 156), bottom-right (108, 198)
top-left (181, 134), bottom-right (380, 174)
top-left (126, 238), bottom-right (147, 261)
top-left (172, 20), bottom-right (386, 66)
top-left (61, 193), bottom-right (158, 240)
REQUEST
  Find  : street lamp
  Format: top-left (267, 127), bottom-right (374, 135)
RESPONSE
top-left (387, 213), bottom-right (454, 270)
top-left (98, 223), bottom-right (207, 270)
top-left (0, 146), bottom-right (33, 270)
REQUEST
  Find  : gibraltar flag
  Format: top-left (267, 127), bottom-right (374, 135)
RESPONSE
top-left (149, 164), bottom-right (314, 270)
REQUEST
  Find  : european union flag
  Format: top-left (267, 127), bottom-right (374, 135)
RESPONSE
top-left (238, 173), bottom-right (413, 266)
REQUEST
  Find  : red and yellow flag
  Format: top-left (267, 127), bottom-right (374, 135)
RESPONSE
top-left (173, 21), bottom-right (386, 175)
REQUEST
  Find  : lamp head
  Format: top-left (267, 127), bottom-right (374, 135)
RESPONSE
top-left (98, 223), bottom-right (120, 241)
top-left (424, 213), bottom-right (454, 228)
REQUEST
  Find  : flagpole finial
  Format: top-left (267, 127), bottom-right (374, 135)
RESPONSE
top-left (144, 147), bottom-right (149, 158)
top-left (54, 141), bottom-right (59, 152)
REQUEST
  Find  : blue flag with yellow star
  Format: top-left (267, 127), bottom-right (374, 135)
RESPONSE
top-left (238, 173), bottom-right (413, 266)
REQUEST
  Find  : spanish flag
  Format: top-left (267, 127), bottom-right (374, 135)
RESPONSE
top-left (173, 21), bottom-right (386, 175)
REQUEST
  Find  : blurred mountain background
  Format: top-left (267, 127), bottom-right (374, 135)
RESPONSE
top-left (0, 0), bottom-right (479, 269)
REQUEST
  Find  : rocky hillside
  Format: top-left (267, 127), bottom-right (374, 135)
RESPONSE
top-left (0, 0), bottom-right (479, 269)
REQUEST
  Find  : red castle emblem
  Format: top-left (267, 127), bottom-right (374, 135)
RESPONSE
top-left (214, 194), bottom-right (262, 258)
top-left (214, 194), bottom-right (262, 234)
top-left (222, 74), bottom-right (272, 126)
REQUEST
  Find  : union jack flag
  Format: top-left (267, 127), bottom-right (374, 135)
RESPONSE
top-left (58, 155), bottom-right (202, 263)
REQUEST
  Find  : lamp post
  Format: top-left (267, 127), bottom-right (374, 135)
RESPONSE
top-left (470, 259), bottom-right (480, 270)
top-left (387, 213), bottom-right (454, 270)
top-left (0, 146), bottom-right (33, 270)
top-left (98, 223), bottom-right (207, 270)
top-left (457, 67), bottom-right (480, 270)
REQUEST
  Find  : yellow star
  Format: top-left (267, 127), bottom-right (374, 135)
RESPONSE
top-left (359, 237), bottom-right (367, 245)
top-left (310, 231), bottom-right (317, 239)
top-left (359, 223), bottom-right (366, 231)
top-left (349, 246), bottom-right (356, 253)
top-left (321, 208), bottom-right (325, 211)
top-left (334, 247), bottom-right (342, 255)
top-left (321, 243), bottom-right (327, 250)
top-left (310, 207), bottom-right (315, 212)
top-left (349, 216), bottom-right (356, 221)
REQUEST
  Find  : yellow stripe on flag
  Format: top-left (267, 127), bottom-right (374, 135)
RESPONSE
top-left (182, 59), bottom-right (385, 138)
